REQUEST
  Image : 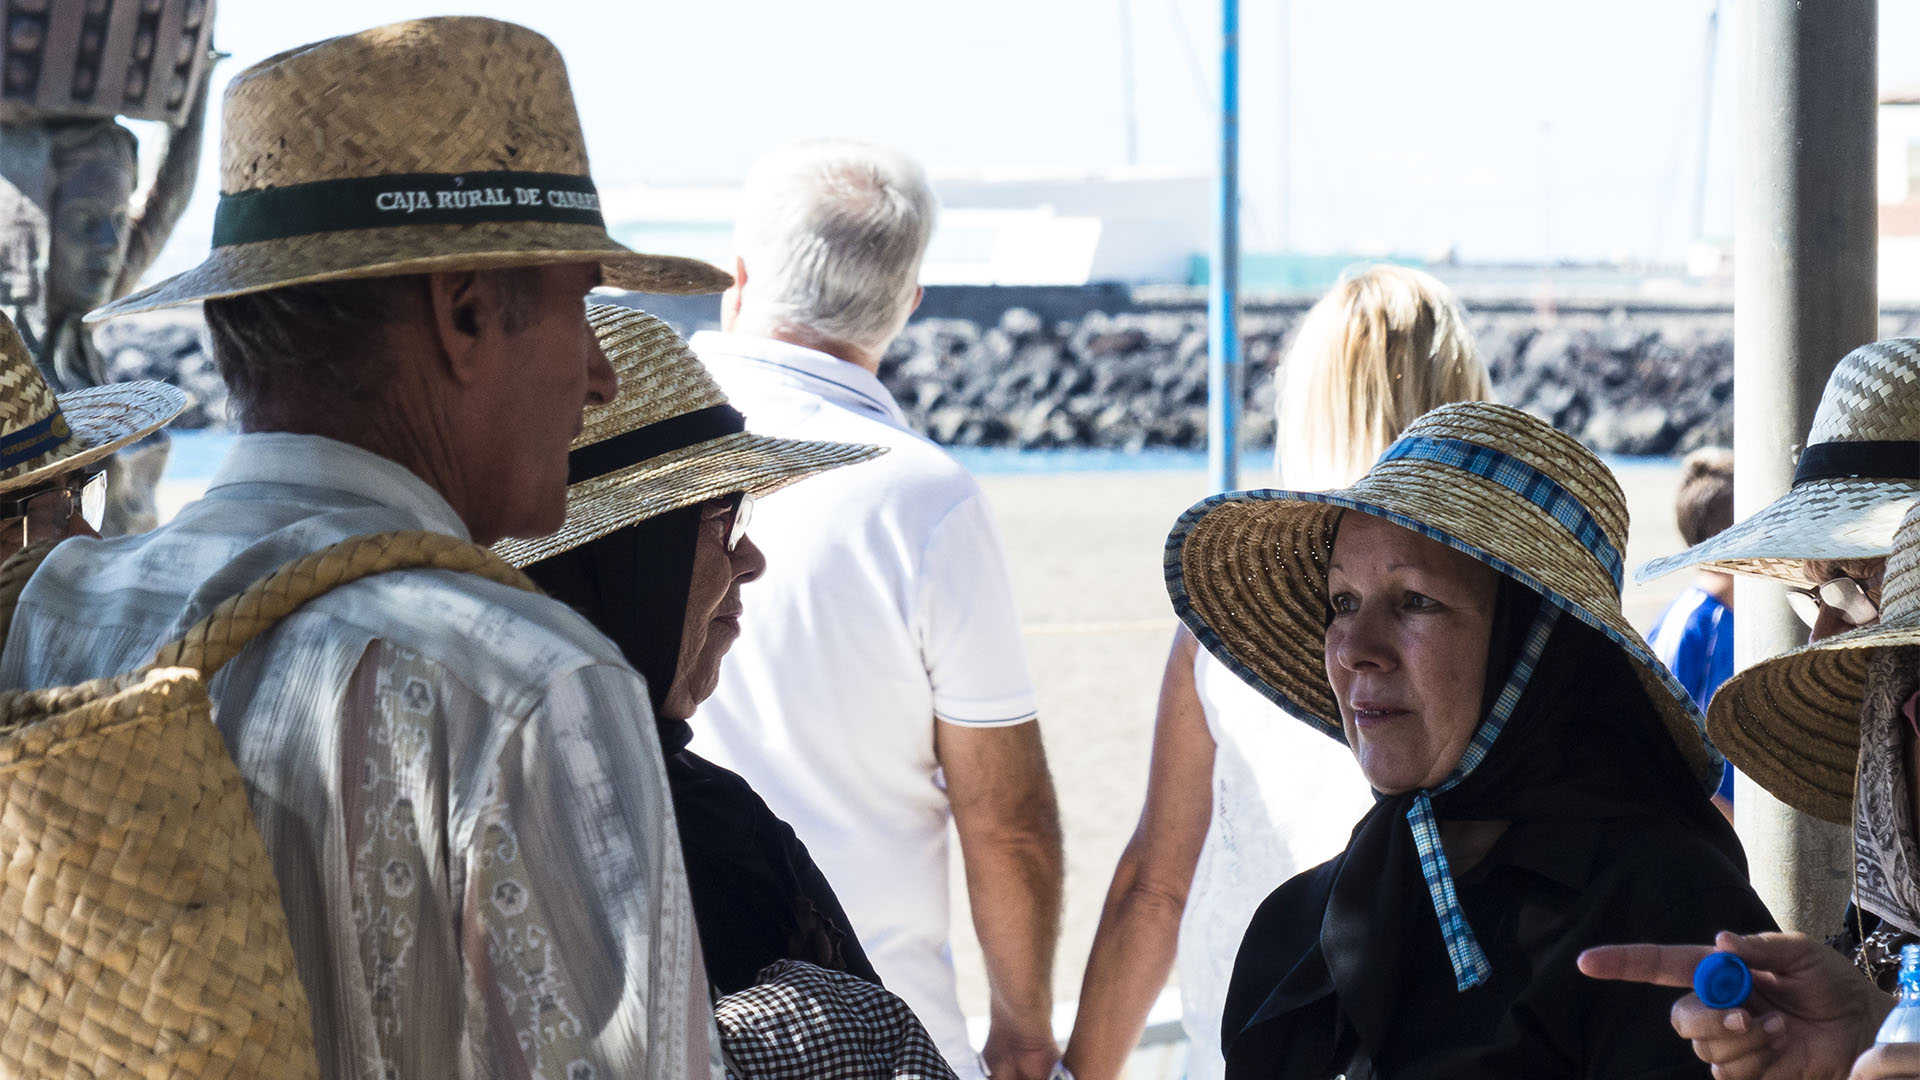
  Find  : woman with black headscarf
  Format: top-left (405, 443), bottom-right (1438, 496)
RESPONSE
top-left (1162, 401), bottom-right (1776, 1078)
top-left (526, 499), bottom-right (885, 994)
top-left (496, 304), bottom-right (889, 997)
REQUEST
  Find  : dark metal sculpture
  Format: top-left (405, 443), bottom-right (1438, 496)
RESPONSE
top-left (1, 0), bottom-right (214, 533)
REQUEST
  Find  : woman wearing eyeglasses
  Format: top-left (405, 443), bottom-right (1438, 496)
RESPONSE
top-left (1582, 337), bottom-right (1920, 1079)
top-left (0, 310), bottom-right (183, 562)
top-left (0, 466), bottom-right (107, 560)
top-left (494, 304), bottom-right (895, 998)
top-left (1791, 558), bottom-right (1886, 641)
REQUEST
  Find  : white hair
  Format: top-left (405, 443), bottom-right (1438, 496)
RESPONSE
top-left (732, 139), bottom-right (937, 353)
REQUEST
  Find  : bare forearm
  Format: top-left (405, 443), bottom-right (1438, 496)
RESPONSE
top-left (939, 719), bottom-right (1066, 1079)
top-left (957, 789), bottom-right (1064, 1026)
top-left (1063, 853), bottom-right (1186, 1080)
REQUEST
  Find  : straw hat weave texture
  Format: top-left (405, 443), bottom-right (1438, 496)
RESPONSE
top-left (1706, 503), bottom-right (1920, 824)
top-left (94, 17), bottom-right (730, 320)
top-left (1167, 401), bottom-right (1723, 791)
top-left (1638, 338), bottom-right (1920, 584)
top-left (494, 304), bottom-right (885, 567)
top-left (0, 310), bottom-right (183, 496)
top-left (0, 531), bottom-right (535, 1078)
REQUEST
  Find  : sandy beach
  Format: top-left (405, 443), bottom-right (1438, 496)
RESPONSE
top-left (950, 460), bottom-right (1692, 1025)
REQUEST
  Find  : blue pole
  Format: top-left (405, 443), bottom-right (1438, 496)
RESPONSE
top-left (1207, 0), bottom-right (1242, 493)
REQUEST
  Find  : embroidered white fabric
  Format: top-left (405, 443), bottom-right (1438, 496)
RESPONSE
top-left (1176, 649), bottom-right (1375, 1080)
top-left (0, 433), bottom-right (723, 1080)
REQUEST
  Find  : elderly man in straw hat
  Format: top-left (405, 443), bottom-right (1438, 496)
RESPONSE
top-left (1578, 338), bottom-right (1920, 1078)
top-left (0, 308), bottom-right (183, 561)
top-left (0, 17), bottom-right (740, 1080)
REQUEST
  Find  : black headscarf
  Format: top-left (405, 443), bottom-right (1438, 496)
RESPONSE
top-left (526, 511), bottom-right (881, 994)
top-left (1224, 573), bottom-right (1743, 1076)
top-left (528, 506), bottom-right (699, 736)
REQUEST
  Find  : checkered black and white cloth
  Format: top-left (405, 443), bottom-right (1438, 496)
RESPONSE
top-left (715, 960), bottom-right (958, 1080)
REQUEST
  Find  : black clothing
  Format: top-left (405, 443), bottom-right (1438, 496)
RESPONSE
top-left (527, 507), bottom-right (880, 995)
top-left (1224, 584), bottom-right (1777, 1079)
top-left (1224, 814), bottom-right (1776, 1078)
top-left (1830, 902), bottom-right (1919, 995)
top-left (529, 505), bottom-right (701, 719)
top-left (668, 747), bottom-right (881, 995)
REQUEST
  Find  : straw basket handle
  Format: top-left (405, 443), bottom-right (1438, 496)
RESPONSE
top-left (154, 530), bottom-right (538, 675)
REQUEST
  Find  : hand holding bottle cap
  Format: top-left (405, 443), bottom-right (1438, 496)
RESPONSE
top-left (1692, 951), bottom-right (1752, 1010)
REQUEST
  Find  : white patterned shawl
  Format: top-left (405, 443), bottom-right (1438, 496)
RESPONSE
top-left (1854, 645), bottom-right (1920, 939)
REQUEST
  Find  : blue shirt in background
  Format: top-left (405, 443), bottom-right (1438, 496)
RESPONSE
top-left (1647, 585), bottom-right (1737, 801)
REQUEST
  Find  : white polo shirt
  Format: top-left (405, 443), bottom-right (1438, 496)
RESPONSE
top-left (687, 331), bottom-right (1039, 1080)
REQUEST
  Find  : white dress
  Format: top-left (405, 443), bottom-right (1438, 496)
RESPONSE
top-left (1174, 649), bottom-right (1377, 1079)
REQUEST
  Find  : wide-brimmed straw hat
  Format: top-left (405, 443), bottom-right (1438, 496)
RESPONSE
top-left (1706, 502), bottom-right (1920, 824)
top-left (1166, 400), bottom-right (1723, 791)
top-left (90, 17), bottom-right (730, 322)
top-left (0, 310), bottom-right (182, 496)
top-left (1638, 338), bottom-right (1920, 584)
top-left (494, 304), bottom-right (884, 567)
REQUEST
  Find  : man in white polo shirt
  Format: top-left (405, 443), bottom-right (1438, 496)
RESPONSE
top-left (688, 139), bottom-right (1064, 1080)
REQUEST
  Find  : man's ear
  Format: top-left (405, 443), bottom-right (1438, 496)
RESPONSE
top-left (910, 285), bottom-right (924, 315)
top-left (425, 270), bottom-right (507, 383)
top-left (720, 255), bottom-right (748, 330)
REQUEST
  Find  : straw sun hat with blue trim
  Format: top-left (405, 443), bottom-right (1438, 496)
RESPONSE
top-left (1165, 400), bottom-right (1723, 793)
top-left (0, 310), bottom-right (182, 498)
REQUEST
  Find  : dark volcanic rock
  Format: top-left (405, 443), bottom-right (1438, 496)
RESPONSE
top-left (95, 288), bottom-right (1901, 461)
top-left (878, 292), bottom-right (1748, 456)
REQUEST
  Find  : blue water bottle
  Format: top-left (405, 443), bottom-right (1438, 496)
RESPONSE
top-left (1876, 944), bottom-right (1920, 1044)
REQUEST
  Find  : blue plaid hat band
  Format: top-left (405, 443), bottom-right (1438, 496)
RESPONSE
top-left (1411, 603), bottom-right (1561, 992)
top-left (1377, 437), bottom-right (1624, 590)
top-left (1163, 400), bottom-right (1726, 822)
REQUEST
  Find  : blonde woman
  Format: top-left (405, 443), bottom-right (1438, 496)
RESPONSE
top-left (1063, 266), bottom-right (1491, 1080)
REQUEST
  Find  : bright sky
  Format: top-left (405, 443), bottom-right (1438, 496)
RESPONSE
top-left (133, 0), bottom-right (1920, 280)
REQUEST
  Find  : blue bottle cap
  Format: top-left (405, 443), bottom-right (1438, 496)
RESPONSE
top-left (1693, 951), bottom-right (1752, 1010)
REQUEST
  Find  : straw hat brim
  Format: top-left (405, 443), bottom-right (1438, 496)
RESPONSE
top-left (493, 431), bottom-right (883, 568)
top-left (1704, 621), bottom-right (1910, 825)
top-left (1636, 477), bottom-right (1920, 585)
top-left (88, 221), bottom-right (733, 322)
top-left (1168, 487), bottom-right (1724, 792)
top-left (0, 380), bottom-right (187, 496)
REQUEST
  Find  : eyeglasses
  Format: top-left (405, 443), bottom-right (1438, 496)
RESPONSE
top-left (0, 468), bottom-right (106, 548)
top-left (1785, 575), bottom-right (1880, 630)
top-left (720, 491), bottom-right (755, 553)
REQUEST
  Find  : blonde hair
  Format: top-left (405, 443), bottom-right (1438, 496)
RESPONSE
top-left (1275, 265), bottom-right (1491, 491)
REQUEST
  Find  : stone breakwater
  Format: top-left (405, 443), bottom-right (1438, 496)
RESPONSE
top-left (879, 289), bottom-right (1920, 456)
top-left (91, 287), bottom-right (1920, 457)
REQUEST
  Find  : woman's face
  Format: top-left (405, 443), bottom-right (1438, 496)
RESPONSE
top-left (658, 495), bottom-right (766, 721)
top-left (1799, 557), bottom-right (1887, 643)
top-left (1324, 513), bottom-right (1500, 794)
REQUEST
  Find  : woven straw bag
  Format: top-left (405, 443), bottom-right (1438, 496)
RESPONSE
top-left (0, 531), bottom-right (536, 1079)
